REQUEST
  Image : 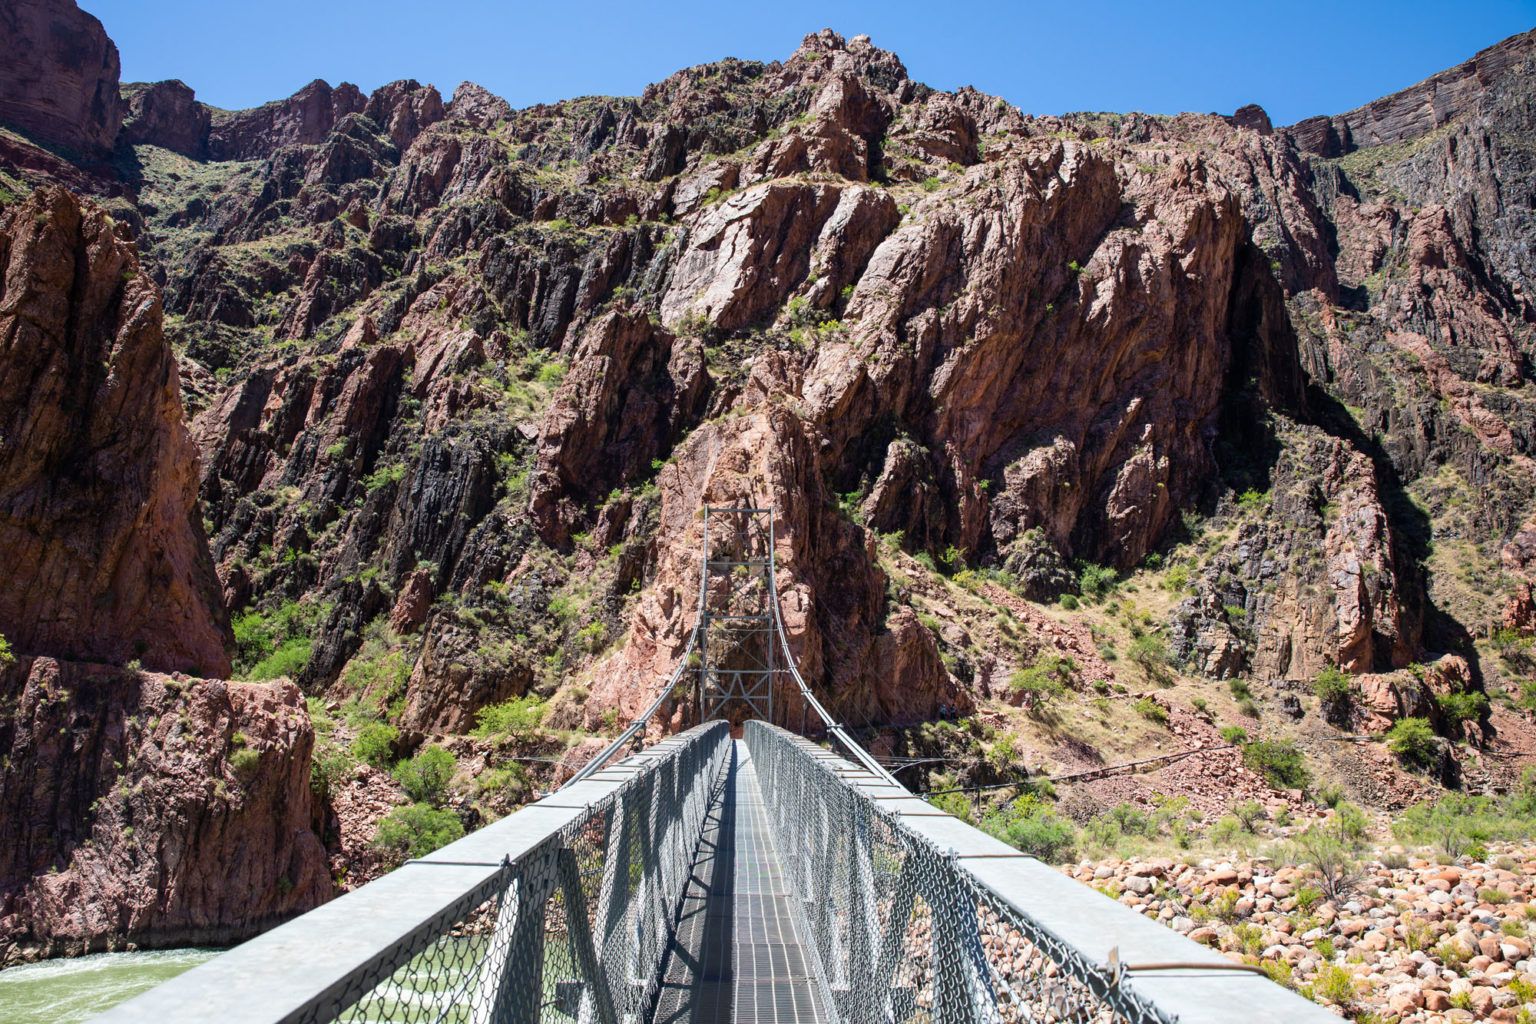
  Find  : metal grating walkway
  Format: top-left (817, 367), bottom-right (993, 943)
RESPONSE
top-left (651, 741), bottom-right (832, 1023)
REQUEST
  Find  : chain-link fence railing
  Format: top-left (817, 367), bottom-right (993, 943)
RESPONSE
top-left (744, 721), bottom-right (1336, 1024)
top-left (98, 721), bottom-right (731, 1024)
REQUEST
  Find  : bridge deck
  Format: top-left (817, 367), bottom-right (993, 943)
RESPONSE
top-left (650, 741), bottom-right (831, 1024)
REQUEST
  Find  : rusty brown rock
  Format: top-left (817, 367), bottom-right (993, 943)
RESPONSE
top-left (0, 657), bottom-right (330, 962)
top-left (0, 187), bottom-right (230, 676)
top-left (0, 0), bottom-right (123, 158)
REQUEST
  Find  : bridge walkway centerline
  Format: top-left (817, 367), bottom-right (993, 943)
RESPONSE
top-left (650, 740), bottom-right (832, 1023)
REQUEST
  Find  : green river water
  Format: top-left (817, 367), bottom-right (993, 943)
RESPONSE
top-left (0, 949), bottom-right (218, 1023)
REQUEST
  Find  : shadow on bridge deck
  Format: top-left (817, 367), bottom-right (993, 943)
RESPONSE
top-left (650, 741), bottom-right (831, 1024)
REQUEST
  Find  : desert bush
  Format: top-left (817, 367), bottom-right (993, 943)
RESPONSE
top-left (392, 746), bottom-right (457, 805)
top-left (1242, 740), bottom-right (1311, 790)
top-left (473, 696), bottom-right (546, 739)
top-left (1386, 717), bottom-right (1439, 769)
top-left (1289, 825), bottom-right (1360, 901)
top-left (979, 797), bottom-right (1077, 862)
top-left (352, 722), bottom-right (399, 769)
top-left (373, 803), bottom-right (464, 861)
top-left (1133, 697), bottom-right (1168, 724)
top-left (1009, 655), bottom-right (1075, 714)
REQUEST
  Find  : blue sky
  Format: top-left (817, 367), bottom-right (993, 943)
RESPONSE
top-left (82, 1), bottom-right (1535, 126)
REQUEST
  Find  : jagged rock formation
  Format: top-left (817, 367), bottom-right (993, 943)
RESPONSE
top-left (2, 0), bottom-right (1536, 949)
top-left (0, 657), bottom-right (330, 963)
top-left (0, 187), bottom-right (230, 676)
top-left (0, 18), bottom-right (1519, 713)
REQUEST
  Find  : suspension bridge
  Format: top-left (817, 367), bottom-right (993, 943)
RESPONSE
top-left (96, 509), bottom-right (1330, 1024)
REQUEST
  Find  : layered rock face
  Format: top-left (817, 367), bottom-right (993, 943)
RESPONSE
top-left (0, 21), bottom-right (1514, 718)
top-left (0, 0), bottom-right (122, 157)
top-left (0, 184), bottom-right (328, 959)
top-left (0, 658), bottom-right (330, 962)
top-left (0, 187), bottom-right (230, 676)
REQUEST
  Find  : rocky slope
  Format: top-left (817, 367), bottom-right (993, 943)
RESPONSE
top-left (1071, 845), bottom-right (1536, 1023)
top-left (1, 0), bottom-right (1535, 976)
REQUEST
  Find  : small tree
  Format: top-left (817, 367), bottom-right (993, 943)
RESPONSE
top-left (1290, 824), bottom-right (1360, 901)
top-left (352, 722), bottom-right (400, 769)
top-left (1313, 665), bottom-right (1353, 725)
top-left (1009, 655), bottom-right (1075, 716)
top-left (1128, 633), bottom-right (1171, 684)
top-left (1437, 690), bottom-right (1489, 729)
top-left (979, 796), bottom-right (1077, 862)
top-left (373, 803), bottom-right (465, 862)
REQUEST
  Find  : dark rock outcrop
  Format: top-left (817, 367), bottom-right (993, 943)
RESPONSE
top-left (120, 80), bottom-right (210, 156)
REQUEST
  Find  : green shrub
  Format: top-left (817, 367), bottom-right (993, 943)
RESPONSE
top-left (373, 803), bottom-right (464, 860)
top-left (1236, 488), bottom-right (1268, 511)
top-left (1219, 725), bottom-right (1249, 745)
top-left (1331, 801), bottom-right (1370, 847)
top-left (310, 741), bottom-right (356, 800)
top-left (1233, 800), bottom-right (1266, 832)
top-left (1058, 593), bottom-right (1080, 610)
top-left (473, 696), bottom-right (546, 738)
top-left (232, 599), bottom-right (328, 679)
top-left (1290, 825), bottom-right (1359, 900)
top-left (1437, 690), bottom-right (1489, 725)
top-left (1390, 792), bottom-right (1529, 858)
top-left (474, 763), bottom-right (531, 806)
top-left (352, 723), bottom-right (400, 769)
top-left (1386, 717), bottom-right (1439, 769)
top-left (1128, 634), bottom-right (1171, 683)
top-left (979, 797), bottom-right (1077, 862)
top-left (1242, 740), bottom-right (1311, 790)
top-left (1314, 963), bottom-right (1359, 1007)
top-left (1208, 815), bottom-right (1247, 847)
top-left (1133, 697), bottom-right (1168, 725)
top-left (0, 632), bottom-right (13, 669)
top-left (1315, 782), bottom-right (1345, 808)
top-left (392, 746), bottom-right (457, 805)
top-left (1077, 563), bottom-right (1118, 601)
top-left (1009, 655), bottom-right (1075, 713)
top-left (364, 462), bottom-right (406, 492)
top-left (229, 747), bottom-right (261, 777)
top-left (247, 637), bottom-right (313, 681)
top-left (1312, 665), bottom-right (1352, 705)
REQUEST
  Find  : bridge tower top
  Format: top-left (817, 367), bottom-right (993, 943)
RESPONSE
top-left (696, 506), bottom-right (777, 727)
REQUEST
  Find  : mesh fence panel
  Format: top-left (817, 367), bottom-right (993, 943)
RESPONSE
top-left (305, 722), bottom-right (730, 1024)
top-left (744, 722), bottom-right (1175, 1024)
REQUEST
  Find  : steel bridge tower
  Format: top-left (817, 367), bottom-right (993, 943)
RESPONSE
top-left (695, 506), bottom-right (777, 728)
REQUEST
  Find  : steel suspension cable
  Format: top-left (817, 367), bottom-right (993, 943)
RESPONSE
top-left (765, 528), bottom-right (905, 789)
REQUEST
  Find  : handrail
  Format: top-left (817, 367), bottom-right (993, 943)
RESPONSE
top-left (94, 722), bottom-right (732, 1024)
top-left (558, 625), bottom-right (700, 789)
top-left (744, 720), bottom-right (1340, 1024)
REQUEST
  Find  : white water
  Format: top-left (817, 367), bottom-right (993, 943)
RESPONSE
top-left (0, 949), bottom-right (218, 1023)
